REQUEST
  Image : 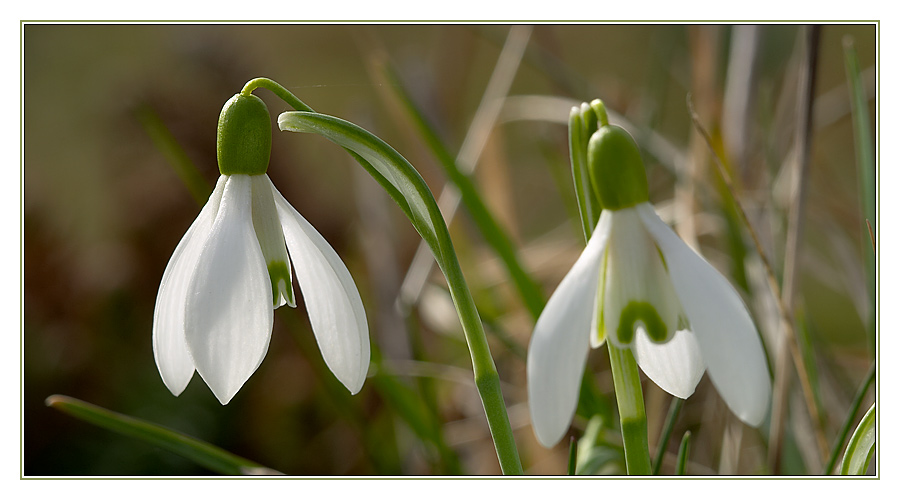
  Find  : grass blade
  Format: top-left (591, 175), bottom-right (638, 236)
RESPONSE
top-left (675, 431), bottom-right (691, 475)
top-left (652, 397), bottom-right (684, 475)
top-left (377, 60), bottom-right (546, 320)
top-left (567, 436), bottom-right (577, 475)
top-left (843, 36), bottom-right (877, 359)
top-left (46, 395), bottom-right (276, 475)
top-left (136, 104), bottom-right (211, 205)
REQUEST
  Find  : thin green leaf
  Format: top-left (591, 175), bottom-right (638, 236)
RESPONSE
top-left (675, 431), bottom-right (691, 475)
top-left (840, 403), bottom-right (876, 475)
top-left (825, 362), bottom-right (875, 474)
top-left (652, 397), bottom-right (684, 475)
top-left (136, 104), bottom-right (211, 206)
top-left (567, 436), bottom-right (577, 475)
top-left (45, 395), bottom-right (277, 475)
top-left (843, 36), bottom-right (876, 359)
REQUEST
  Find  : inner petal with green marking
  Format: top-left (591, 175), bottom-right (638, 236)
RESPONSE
top-left (266, 260), bottom-right (295, 309)
top-left (599, 206), bottom-right (682, 347)
top-left (250, 175), bottom-right (296, 308)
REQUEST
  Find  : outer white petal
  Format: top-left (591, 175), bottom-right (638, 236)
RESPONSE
top-left (633, 328), bottom-right (705, 399)
top-left (637, 203), bottom-right (771, 426)
top-left (527, 211), bottom-right (612, 447)
top-left (152, 175), bottom-right (227, 396)
top-left (271, 182), bottom-right (370, 394)
top-left (185, 175), bottom-right (274, 405)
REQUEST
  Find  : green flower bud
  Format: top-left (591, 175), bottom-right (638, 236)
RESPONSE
top-left (587, 123), bottom-right (649, 210)
top-left (217, 93), bottom-right (272, 176)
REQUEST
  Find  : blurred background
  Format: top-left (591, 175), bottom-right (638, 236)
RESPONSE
top-left (23, 24), bottom-right (876, 475)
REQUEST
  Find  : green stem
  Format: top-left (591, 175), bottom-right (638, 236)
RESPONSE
top-left (274, 98), bottom-right (522, 473)
top-left (242, 77), bottom-right (314, 112)
top-left (435, 206), bottom-right (524, 475)
top-left (607, 344), bottom-right (652, 475)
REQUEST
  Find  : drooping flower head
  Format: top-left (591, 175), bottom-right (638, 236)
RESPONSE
top-left (153, 90), bottom-right (369, 404)
top-left (527, 100), bottom-right (771, 447)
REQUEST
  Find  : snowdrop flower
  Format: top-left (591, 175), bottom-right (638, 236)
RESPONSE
top-left (153, 92), bottom-right (369, 404)
top-left (527, 106), bottom-right (770, 447)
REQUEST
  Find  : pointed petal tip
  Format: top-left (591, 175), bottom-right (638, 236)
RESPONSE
top-left (272, 183), bottom-right (371, 398)
top-left (341, 339), bottom-right (371, 395)
top-left (637, 203), bottom-right (772, 426)
top-left (211, 386), bottom-right (237, 405)
top-left (531, 416), bottom-right (568, 448)
top-left (153, 324), bottom-right (196, 398)
top-left (161, 373), bottom-right (192, 398)
top-left (185, 175), bottom-right (274, 409)
top-left (527, 333), bottom-right (585, 450)
top-left (152, 179), bottom-right (226, 405)
top-left (731, 379), bottom-right (771, 428)
top-left (526, 212), bottom-right (613, 450)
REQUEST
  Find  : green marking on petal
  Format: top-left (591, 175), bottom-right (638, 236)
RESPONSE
top-left (267, 260), bottom-right (294, 307)
top-left (655, 243), bottom-right (668, 271)
top-left (616, 301), bottom-right (667, 344)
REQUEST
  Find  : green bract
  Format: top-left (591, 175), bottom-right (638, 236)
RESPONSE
top-left (587, 124), bottom-right (649, 210)
top-left (217, 93), bottom-right (272, 176)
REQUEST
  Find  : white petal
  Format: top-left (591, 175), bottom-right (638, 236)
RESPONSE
top-left (271, 182), bottom-right (370, 394)
top-left (185, 175), bottom-right (274, 405)
top-left (527, 211), bottom-right (612, 447)
top-left (637, 203), bottom-right (771, 426)
top-left (633, 328), bottom-right (705, 399)
top-left (152, 175), bottom-right (227, 396)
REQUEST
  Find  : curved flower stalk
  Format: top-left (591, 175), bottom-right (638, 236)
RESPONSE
top-left (278, 109), bottom-right (524, 474)
top-left (528, 101), bottom-right (771, 448)
top-left (153, 91), bottom-right (369, 405)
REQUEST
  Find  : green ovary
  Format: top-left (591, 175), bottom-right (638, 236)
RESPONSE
top-left (616, 301), bottom-right (667, 344)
